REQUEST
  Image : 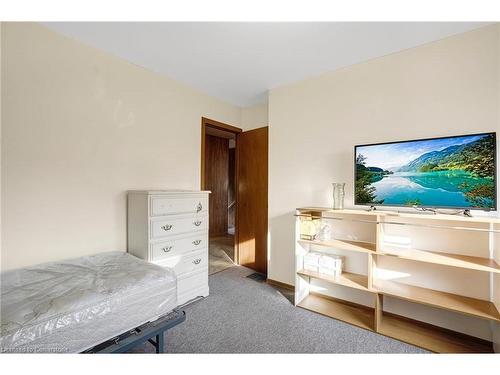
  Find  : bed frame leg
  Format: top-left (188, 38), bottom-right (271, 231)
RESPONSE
top-left (156, 333), bottom-right (164, 354)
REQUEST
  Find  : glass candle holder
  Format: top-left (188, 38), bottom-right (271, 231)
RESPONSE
top-left (332, 183), bottom-right (345, 210)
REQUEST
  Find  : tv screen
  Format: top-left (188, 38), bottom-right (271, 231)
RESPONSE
top-left (354, 132), bottom-right (497, 210)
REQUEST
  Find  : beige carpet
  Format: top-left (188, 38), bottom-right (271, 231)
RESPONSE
top-left (129, 266), bottom-right (426, 353)
top-left (209, 235), bottom-right (235, 275)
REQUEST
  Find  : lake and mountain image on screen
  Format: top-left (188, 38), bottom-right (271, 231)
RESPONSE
top-left (355, 133), bottom-right (496, 209)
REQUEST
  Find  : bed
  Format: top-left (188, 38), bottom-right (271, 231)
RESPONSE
top-left (0, 251), bottom-right (182, 353)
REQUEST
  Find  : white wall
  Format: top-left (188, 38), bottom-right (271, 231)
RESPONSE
top-left (269, 23), bottom-right (500, 285)
top-left (269, 24), bottom-right (500, 340)
top-left (1, 22), bottom-right (241, 270)
top-left (0, 22), bottom-right (2, 268)
top-left (241, 102), bottom-right (268, 130)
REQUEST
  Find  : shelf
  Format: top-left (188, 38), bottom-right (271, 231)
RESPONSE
top-left (378, 247), bottom-right (500, 274)
top-left (296, 208), bottom-right (500, 233)
top-left (297, 269), bottom-right (371, 292)
top-left (295, 207), bottom-right (499, 352)
top-left (394, 211), bottom-right (500, 225)
top-left (296, 208), bottom-right (381, 217)
top-left (296, 207), bottom-right (500, 225)
top-left (378, 313), bottom-right (493, 353)
top-left (297, 294), bottom-right (374, 331)
top-left (298, 238), bottom-right (376, 254)
top-left (374, 279), bottom-right (500, 322)
top-left (380, 220), bottom-right (500, 234)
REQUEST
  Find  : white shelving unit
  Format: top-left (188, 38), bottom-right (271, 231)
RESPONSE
top-left (295, 207), bottom-right (500, 353)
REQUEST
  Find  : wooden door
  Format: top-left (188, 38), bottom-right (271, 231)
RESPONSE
top-left (236, 127), bottom-right (268, 274)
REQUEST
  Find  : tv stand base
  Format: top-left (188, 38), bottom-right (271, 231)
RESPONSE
top-left (412, 206), bottom-right (473, 217)
top-left (461, 209), bottom-right (473, 217)
top-left (412, 206), bottom-right (437, 215)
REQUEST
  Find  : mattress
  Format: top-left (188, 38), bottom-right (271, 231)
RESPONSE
top-left (0, 251), bottom-right (177, 353)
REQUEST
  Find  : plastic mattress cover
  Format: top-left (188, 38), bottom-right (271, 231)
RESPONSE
top-left (1, 251), bottom-right (177, 353)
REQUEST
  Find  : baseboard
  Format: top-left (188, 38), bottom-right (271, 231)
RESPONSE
top-left (267, 278), bottom-right (295, 291)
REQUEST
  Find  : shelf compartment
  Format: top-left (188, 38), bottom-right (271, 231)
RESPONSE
top-left (298, 238), bottom-right (376, 254)
top-left (378, 313), bottom-right (493, 353)
top-left (374, 279), bottom-right (500, 322)
top-left (297, 269), bottom-right (372, 292)
top-left (297, 293), bottom-right (374, 331)
top-left (297, 294), bottom-right (493, 353)
top-left (378, 247), bottom-right (500, 274)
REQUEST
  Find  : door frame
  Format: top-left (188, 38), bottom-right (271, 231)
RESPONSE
top-left (200, 117), bottom-right (242, 264)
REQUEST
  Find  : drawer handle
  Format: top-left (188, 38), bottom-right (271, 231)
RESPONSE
top-left (161, 224), bottom-right (173, 231)
top-left (162, 246), bottom-right (173, 252)
top-left (193, 221), bottom-right (202, 227)
top-left (192, 240), bottom-right (202, 245)
top-left (193, 259), bottom-right (202, 265)
top-left (196, 202), bottom-right (203, 212)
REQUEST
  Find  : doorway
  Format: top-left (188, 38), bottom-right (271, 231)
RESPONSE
top-left (201, 117), bottom-right (268, 276)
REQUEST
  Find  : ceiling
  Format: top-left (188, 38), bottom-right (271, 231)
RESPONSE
top-left (43, 22), bottom-right (489, 107)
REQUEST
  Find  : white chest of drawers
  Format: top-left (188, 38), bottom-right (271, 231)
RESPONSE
top-left (127, 190), bottom-right (210, 306)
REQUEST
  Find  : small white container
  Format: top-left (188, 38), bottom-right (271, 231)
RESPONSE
top-left (304, 264), bottom-right (319, 272)
top-left (318, 266), bottom-right (342, 276)
top-left (318, 254), bottom-right (344, 276)
top-left (304, 252), bottom-right (321, 272)
top-left (319, 255), bottom-right (344, 269)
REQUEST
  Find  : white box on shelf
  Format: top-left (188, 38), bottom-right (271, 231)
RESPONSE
top-left (304, 252), bottom-right (321, 272)
top-left (318, 254), bottom-right (344, 276)
top-left (304, 263), bottom-right (319, 272)
top-left (319, 254), bottom-right (344, 269)
top-left (318, 266), bottom-right (342, 276)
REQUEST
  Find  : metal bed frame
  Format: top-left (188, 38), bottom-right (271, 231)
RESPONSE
top-left (82, 309), bottom-right (186, 354)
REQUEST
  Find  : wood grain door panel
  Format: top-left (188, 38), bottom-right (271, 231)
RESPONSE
top-left (236, 127), bottom-right (268, 274)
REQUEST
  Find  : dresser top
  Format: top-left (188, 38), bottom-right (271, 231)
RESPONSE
top-left (128, 190), bottom-right (211, 194)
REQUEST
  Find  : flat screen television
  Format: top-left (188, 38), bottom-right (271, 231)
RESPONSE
top-left (354, 132), bottom-right (497, 211)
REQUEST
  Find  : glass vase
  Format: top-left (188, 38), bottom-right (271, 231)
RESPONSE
top-left (332, 183), bottom-right (345, 210)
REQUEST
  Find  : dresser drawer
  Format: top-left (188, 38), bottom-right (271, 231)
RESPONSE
top-left (177, 270), bottom-right (209, 297)
top-left (150, 214), bottom-right (208, 239)
top-left (150, 196), bottom-right (208, 217)
top-left (151, 234), bottom-right (207, 261)
top-left (156, 249), bottom-right (208, 277)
